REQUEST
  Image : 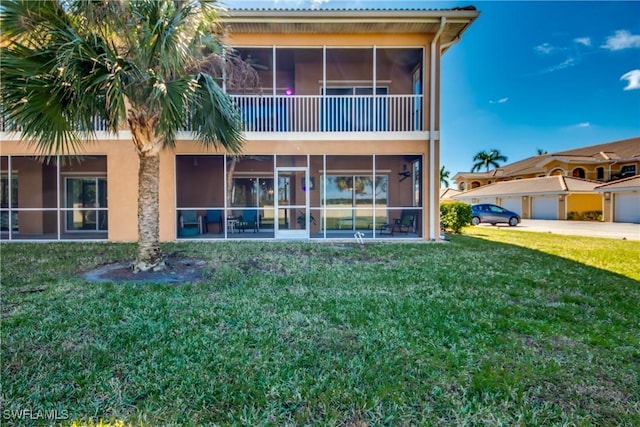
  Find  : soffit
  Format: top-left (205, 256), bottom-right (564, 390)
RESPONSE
top-left (222, 9), bottom-right (479, 45)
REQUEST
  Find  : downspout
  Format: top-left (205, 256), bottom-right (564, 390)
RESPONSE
top-left (429, 17), bottom-right (445, 240)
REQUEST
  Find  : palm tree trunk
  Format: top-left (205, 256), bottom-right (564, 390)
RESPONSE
top-left (134, 151), bottom-right (164, 272)
top-left (128, 107), bottom-right (164, 273)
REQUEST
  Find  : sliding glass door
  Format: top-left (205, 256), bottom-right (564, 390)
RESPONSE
top-left (322, 174), bottom-right (388, 231)
top-left (275, 167), bottom-right (309, 239)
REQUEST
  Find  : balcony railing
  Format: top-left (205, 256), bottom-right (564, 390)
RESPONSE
top-left (232, 94), bottom-right (423, 133)
top-left (2, 94), bottom-right (424, 134)
top-left (0, 116), bottom-right (107, 132)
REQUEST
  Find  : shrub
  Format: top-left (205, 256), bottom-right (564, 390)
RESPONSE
top-left (567, 210), bottom-right (603, 221)
top-left (440, 202), bottom-right (472, 234)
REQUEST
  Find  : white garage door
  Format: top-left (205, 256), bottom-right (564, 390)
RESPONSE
top-left (532, 196), bottom-right (558, 220)
top-left (501, 198), bottom-right (522, 216)
top-left (615, 193), bottom-right (640, 223)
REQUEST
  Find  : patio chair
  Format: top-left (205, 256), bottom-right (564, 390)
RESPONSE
top-left (205, 209), bottom-right (224, 233)
top-left (178, 210), bottom-right (203, 236)
top-left (239, 209), bottom-right (259, 233)
top-left (379, 210), bottom-right (417, 236)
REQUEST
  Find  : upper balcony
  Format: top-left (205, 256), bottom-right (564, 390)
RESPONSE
top-left (226, 46), bottom-right (426, 134)
top-left (1, 47), bottom-right (427, 136)
top-left (230, 93), bottom-right (422, 133)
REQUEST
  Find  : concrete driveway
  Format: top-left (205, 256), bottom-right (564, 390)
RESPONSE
top-left (482, 219), bottom-right (640, 241)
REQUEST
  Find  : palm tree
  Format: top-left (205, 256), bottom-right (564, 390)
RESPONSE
top-left (440, 165), bottom-right (450, 188)
top-left (1, 0), bottom-right (245, 272)
top-left (537, 148), bottom-right (548, 155)
top-left (471, 149), bottom-right (508, 172)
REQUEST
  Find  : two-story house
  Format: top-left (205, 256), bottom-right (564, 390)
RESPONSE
top-left (0, 7), bottom-right (479, 241)
top-left (451, 137), bottom-right (640, 223)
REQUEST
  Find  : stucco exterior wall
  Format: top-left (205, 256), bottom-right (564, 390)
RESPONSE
top-left (2, 27), bottom-right (445, 241)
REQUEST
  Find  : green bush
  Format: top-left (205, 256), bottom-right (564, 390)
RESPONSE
top-left (440, 202), bottom-right (472, 234)
top-left (567, 210), bottom-right (603, 221)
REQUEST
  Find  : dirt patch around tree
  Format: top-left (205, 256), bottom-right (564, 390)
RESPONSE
top-left (83, 253), bottom-right (210, 284)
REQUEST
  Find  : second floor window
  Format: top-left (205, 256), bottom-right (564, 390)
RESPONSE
top-left (620, 165), bottom-right (636, 177)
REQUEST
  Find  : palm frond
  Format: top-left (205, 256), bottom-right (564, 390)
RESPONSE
top-left (190, 73), bottom-right (243, 153)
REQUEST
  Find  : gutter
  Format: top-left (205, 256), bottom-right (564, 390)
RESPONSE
top-left (429, 17), bottom-right (446, 241)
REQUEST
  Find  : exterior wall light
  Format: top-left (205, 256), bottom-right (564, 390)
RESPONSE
top-left (604, 192), bottom-right (611, 200)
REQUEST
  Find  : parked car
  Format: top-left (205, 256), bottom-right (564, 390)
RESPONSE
top-left (471, 204), bottom-right (521, 226)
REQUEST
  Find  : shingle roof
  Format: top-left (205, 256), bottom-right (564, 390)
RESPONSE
top-left (594, 175), bottom-right (640, 191)
top-left (554, 137), bottom-right (640, 159)
top-left (452, 176), bottom-right (599, 198)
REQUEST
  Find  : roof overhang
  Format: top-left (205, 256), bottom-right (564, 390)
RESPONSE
top-left (452, 172), bottom-right (491, 181)
top-left (221, 7), bottom-right (480, 46)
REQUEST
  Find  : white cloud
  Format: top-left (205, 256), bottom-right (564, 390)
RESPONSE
top-left (534, 43), bottom-right (556, 55)
top-left (602, 30), bottom-right (640, 50)
top-left (576, 122), bottom-right (590, 128)
top-left (310, 0), bottom-right (329, 8)
top-left (574, 37), bottom-right (591, 47)
top-left (620, 69), bottom-right (640, 90)
top-left (489, 97), bottom-right (509, 104)
top-left (541, 57), bottom-right (576, 73)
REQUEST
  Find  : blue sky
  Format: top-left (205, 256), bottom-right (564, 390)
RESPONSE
top-left (224, 0), bottom-right (640, 186)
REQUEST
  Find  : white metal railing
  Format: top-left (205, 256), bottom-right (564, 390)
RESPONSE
top-left (232, 94), bottom-right (424, 133)
top-left (1, 95), bottom-right (423, 134)
top-left (0, 116), bottom-right (106, 132)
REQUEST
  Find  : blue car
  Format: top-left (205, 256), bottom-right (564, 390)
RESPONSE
top-left (471, 203), bottom-right (521, 227)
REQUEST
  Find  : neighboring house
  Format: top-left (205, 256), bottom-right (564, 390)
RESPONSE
top-left (595, 176), bottom-right (640, 224)
top-left (0, 7), bottom-right (479, 241)
top-left (452, 176), bottom-right (601, 220)
top-left (439, 187), bottom-right (461, 203)
top-left (453, 136), bottom-right (640, 191)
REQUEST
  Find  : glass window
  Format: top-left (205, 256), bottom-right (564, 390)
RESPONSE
top-left (65, 177), bottom-right (107, 231)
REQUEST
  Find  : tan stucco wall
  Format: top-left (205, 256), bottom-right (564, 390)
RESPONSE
top-left (558, 195), bottom-right (567, 219)
top-left (601, 195), bottom-right (612, 222)
top-left (1, 138), bottom-right (140, 241)
top-left (521, 197), bottom-right (531, 219)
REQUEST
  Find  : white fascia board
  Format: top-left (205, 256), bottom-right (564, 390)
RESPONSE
top-left (225, 10), bottom-right (478, 22)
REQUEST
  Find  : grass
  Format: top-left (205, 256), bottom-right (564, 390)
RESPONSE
top-left (1, 228), bottom-right (639, 426)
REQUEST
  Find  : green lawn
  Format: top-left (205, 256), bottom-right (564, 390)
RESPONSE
top-left (2, 229), bottom-right (639, 426)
